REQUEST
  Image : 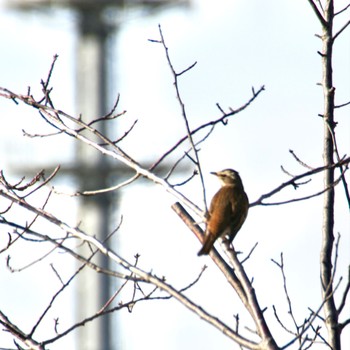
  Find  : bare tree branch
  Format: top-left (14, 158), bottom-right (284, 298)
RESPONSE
top-left (337, 265), bottom-right (350, 315)
top-left (0, 310), bottom-right (44, 350)
top-left (334, 3), bottom-right (350, 16)
top-left (333, 18), bottom-right (350, 40)
top-left (250, 157), bottom-right (349, 206)
top-left (149, 85), bottom-right (265, 172)
top-left (271, 254), bottom-right (300, 340)
top-left (172, 202), bottom-right (279, 350)
top-left (156, 24), bottom-right (208, 212)
top-left (334, 100), bottom-right (350, 108)
top-left (307, 0), bottom-right (327, 27)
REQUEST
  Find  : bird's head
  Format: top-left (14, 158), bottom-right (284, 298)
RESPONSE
top-left (210, 169), bottom-right (242, 186)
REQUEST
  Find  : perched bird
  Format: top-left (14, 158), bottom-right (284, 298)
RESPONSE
top-left (198, 169), bottom-right (249, 256)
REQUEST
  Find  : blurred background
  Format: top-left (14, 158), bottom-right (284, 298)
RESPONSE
top-left (0, 0), bottom-right (349, 349)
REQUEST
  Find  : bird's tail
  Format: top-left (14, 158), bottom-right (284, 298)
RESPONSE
top-left (197, 233), bottom-right (216, 256)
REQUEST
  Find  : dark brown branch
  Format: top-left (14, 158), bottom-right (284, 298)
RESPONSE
top-left (41, 54), bottom-right (58, 91)
top-left (0, 169), bottom-right (45, 192)
top-left (240, 242), bottom-right (258, 265)
top-left (334, 3), bottom-right (350, 16)
top-left (250, 157), bottom-right (349, 206)
top-left (89, 93), bottom-right (124, 122)
top-left (172, 170), bottom-right (198, 187)
top-left (339, 318), bottom-right (350, 331)
top-left (307, 0), bottom-right (327, 27)
top-left (255, 172), bottom-right (342, 206)
top-left (289, 149), bottom-right (314, 170)
top-left (150, 85), bottom-right (265, 172)
top-left (307, 325), bottom-right (323, 350)
top-left (337, 265), bottom-right (350, 315)
top-left (272, 305), bottom-right (295, 336)
top-left (39, 54), bottom-right (59, 108)
top-left (334, 100), bottom-right (350, 108)
top-left (29, 252), bottom-right (84, 338)
top-left (25, 166), bottom-right (61, 198)
top-left (177, 61), bottom-right (198, 76)
top-left (333, 18), bottom-right (350, 41)
top-left (0, 310), bottom-right (44, 350)
top-left (113, 119), bottom-right (138, 144)
top-left (271, 254), bottom-right (301, 342)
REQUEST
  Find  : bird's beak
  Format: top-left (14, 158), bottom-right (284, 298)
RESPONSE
top-left (210, 171), bottom-right (218, 176)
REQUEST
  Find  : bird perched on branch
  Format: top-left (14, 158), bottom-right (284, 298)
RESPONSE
top-left (198, 169), bottom-right (249, 256)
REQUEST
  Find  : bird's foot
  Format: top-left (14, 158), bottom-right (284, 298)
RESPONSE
top-left (221, 238), bottom-right (242, 255)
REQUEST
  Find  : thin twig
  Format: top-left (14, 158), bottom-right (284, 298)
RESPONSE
top-left (289, 150), bottom-right (314, 170)
top-left (333, 18), bottom-right (350, 41)
top-left (150, 85), bottom-right (265, 172)
top-left (250, 157), bottom-right (349, 206)
top-left (334, 100), bottom-right (350, 108)
top-left (272, 305), bottom-right (295, 335)
top-left (337, 265), bottom-right (350, 315)
top-left (74, 173), bottom-right (140, 196)
top-left (0, 311), bottom-right (44, 350)
top-left (29, 253), bottom-right (85, 338)
top-left (157, 25), bottom-right (208, 213)
top-left (272, 253), bottom-right (300, 341)
top-left (40, 54), bottom-right (59, 108)
top-left (335, 3), bottom-right (350, 16)
top-left (240, 242), bottom-right (259, 264)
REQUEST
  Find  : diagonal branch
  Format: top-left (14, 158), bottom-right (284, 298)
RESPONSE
top-left (337, 265), bottom-right (350, 315)
top-left (150, 85), bottom-right (265, 171)
top-left (0, 310), bottom-right (44, 350)
top-left (307, 0), bottom-right (328, 27)
top-left (272, 254), bottom-right (301, 342)
top-left (250, 157), bottom-right (349, 206)
top-left (333, 18), bottom-right (350, 41)
top-left (171, 202), bottom-right (247, 303)
top-left (172, 202), bottom-right (279, 350)
top-left (222, 244), bottom-right (278, 349)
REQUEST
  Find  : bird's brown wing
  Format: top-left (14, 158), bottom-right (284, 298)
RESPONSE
top-left (207, 187), bottom-right (234, 236)
top-left (198, 188), bottom-right (234, 255)
top-left (228, 190), bottom-right (249, 242)
top-left (198, 186), bottom-right (249, 255)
